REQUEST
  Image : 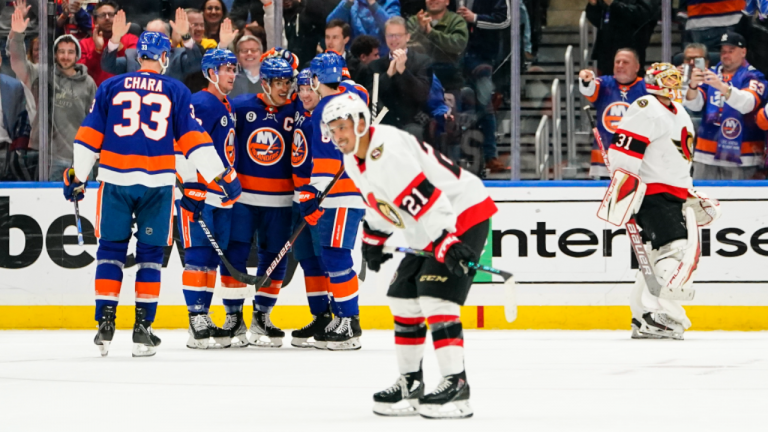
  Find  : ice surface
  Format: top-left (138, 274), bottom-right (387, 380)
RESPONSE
top-left (1, 330), bottom-right (766, 431)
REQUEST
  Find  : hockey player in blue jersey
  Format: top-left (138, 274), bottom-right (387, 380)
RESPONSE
top-left (288, 68), bottom-right (334, 348)
top-left (175, 49), bottom-right (239, 349)
top-left (63, 32), bottom-right (242, 357)
top-left (221, 55), bottom-right (298, 348)
top-left (297, 52), bottom-right (369, 350)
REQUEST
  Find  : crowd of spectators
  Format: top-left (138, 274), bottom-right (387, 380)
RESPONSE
top-left (7, 0), bottom-right (768, 182)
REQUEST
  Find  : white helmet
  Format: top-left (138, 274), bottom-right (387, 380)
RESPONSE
top-left (321, 92), bottom-right (371, 154)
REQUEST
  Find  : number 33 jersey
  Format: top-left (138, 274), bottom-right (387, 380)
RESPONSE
top-left (609, 95), bottom-right (695, 198)
top-left (343, 125), bottom-right (498, 250)
top-left (73, 71), bottom-right (224, 187)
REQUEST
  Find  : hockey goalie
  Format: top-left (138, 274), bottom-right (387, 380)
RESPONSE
top-left (597, 63), bottom-right (721, 340)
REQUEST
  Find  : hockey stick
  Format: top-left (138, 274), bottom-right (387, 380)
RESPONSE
top-left (254, 167), bottom-right (346, 289)
top-left (73, 193), bottom-right (85, 246)
top-left (176, 182), bottom-right (262, 286)
top-left (584, 106), bottom-right (666, 298)
top-left (383, 246), bottom-right (517, 323)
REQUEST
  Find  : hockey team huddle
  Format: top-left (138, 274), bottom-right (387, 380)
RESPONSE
top-left (60, 29), bottom-right (720, 420)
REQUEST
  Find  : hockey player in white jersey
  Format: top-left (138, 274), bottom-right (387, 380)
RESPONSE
top-left (599, 63), bottom-right (721, 340)
top-left (321, 93), bottom-right (497, 419)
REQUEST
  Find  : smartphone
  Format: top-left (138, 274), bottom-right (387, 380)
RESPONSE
top-left (694, 57), bottom-right (706, 71)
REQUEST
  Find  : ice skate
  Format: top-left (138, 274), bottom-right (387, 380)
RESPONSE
top-left (94, 305), bottom-right (116, 357)
top-left (132, 307), bottom-right (161, 357)
top-left (187, 313), bottom-right (211, 349)
top-left (313, 316), bottom-right (341, 350)
top-left (222, 311), bottom-right (249, 347)
top-left (205, 314), bottom-right (232, 348)
top-left (324, 315), bottom-right (362, 351)
top-left (631, 318), bottom-right (664, 339)
top-left (418, 372), bottom-right (473, 419)
top-left (635, 312), bottom-right (685, 340)
top-left (291, 309), bottom-right (333, 348)
top-left (373, 370), bottom-right (424, 416)
top-left (247, 309), bottom-right (284, 348)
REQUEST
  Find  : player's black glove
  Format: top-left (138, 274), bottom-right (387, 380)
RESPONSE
top-left (361, 221), bottom-right (392, 272)
top-left (434, 231), bottom-right (478, 277)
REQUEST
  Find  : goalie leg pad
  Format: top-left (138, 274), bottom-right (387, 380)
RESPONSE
top-left (653, 207), bottom-right (699, 301)
top-left (597, 169), bottom-right (646, 227)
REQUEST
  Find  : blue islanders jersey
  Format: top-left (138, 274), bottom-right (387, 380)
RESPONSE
top-left (232, 93), bottom-right (297, 207)
top-left (310, 82), bottom-right (369, 209)
top-left (585, 76), bottom-right (646, 177)
top-left (292, 99), bottom-right (313, 203)
top-left (185, 89), bottom-right (236, 208)
top-left (73, 70), bottom-right (222, 187)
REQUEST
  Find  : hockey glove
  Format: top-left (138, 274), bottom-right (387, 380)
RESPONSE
top-left (214, 167), bottom-right (242, 207)
top-left (62, 168), bottom-right (85, 202)
top-left (180, 182), bottom-right (208, 223)
top-left (361, 220), bottom-right (393, 272)
top-left (298, 184), bottom-right (324, 226)
top-left (434, 231), bottom-right (478, 277)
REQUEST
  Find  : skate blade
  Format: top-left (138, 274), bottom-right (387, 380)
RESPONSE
top-left (638, 327), bottom-right (684, 340)
top-left (211, 336), bottom-right (232, 349)
top-left (418, 400), bottom-right (473, 419)
top-left (314, 340), bottom-right (328, 350)
top-left (373, 400), bottom-right (420, 417)
top-left (132, 343), bottom-right (158, 357)
top-left (290, 337), bottom-right (316, 349)
top-left (186, 335), bottom-right (210, 349)
top-left (229, 335), bottom-right (250, 348)
top-left (97, 341), bottom-right (111, 357)
top-left (247, 333), bottom-right (283, 348)
top-left (327, 337), bottom-right (361, 351)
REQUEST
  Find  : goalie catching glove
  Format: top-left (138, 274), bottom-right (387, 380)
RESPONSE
top-left (434, 231), bottom-right (478, 277)
top-left (361, 221), bottom-right (392, 272)
top-left (684, 189), bottom-right (721, 227)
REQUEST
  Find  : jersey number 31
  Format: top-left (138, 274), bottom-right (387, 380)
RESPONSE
top-left (112, 91), bottom-right (172, 141)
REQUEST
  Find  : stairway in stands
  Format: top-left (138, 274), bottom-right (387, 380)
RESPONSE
top-left (490, 0), bottom-right (676, 180)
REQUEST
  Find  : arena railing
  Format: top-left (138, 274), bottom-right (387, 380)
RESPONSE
top-left (534, 115), bottom-right (549, 180)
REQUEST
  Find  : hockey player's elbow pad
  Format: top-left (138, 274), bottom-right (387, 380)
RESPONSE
top-left (215, 167), bottom-right (242, 207)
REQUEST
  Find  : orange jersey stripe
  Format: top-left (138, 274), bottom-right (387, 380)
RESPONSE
top-left (688, 1), bottom-right (745, 18)
top-left (239, 174), bottom-right (294, 193)
top-left (585, 80), bottom-right (601, 104)
top-left (95, 182), bottom-right (105, 239)
top-left (591, 149), bottom-right (606, 165)
top-left (328, 178), bottom-right (361, 195)
top-left (135, 282), bottom-right (161, 299)
top-left (695, 137), bottom-right (764, 155)
top-left (177, 130), bottom-right (213, 156)
top-left (758, 109), bottom-right (768, 130)
top-left (257, 286), bottom-right (281, 296)
top-left (312, 158), bottom-right (342, 176)
top-left (182, 270), bottom-right (207, 287)
top-left (221, 275), bottom-right (246, 288)
top-left (206, 270), bottom-right (217, 288)
top-left (75, 126), bottom-right (105, 150)
top-left (293, 174), bottom-right (310, 189)
top-left (332, 208), bottom-right (347, 248)
top-left (95, 279), bottom-right (122, 297)
top-left (100, 150), bottom-right (176, 173)
top-left (329, 277), bottom-right (358, 298)
top-left (305, 276), bottom-right (329, 293)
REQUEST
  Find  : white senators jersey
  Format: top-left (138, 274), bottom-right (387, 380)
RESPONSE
top-left (343, 125), bottom-right (498, 250)
top-left (608, 95), bottom-right (695, 199)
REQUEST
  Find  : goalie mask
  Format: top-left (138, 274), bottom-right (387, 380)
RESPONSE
top-left (644, 62), bottom-right (684, 100)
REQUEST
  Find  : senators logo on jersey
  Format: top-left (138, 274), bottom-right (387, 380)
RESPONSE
top-left (366, 192), bottom-right (404, 228)
top-left (292, 129), bottom-right (308, 167)
top-left (672, 126), bottom-right (695, 161)
top-left (247, 127), bottom-right (285, 166)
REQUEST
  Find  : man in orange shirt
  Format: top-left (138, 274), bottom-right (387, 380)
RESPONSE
top-left (78, 1), bottom-right (138, 86)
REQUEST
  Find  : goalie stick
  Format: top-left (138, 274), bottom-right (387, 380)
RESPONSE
top-left (584, 106), bottom-right (678, 299)
top-left (383, 246), bottom-right (517, 323)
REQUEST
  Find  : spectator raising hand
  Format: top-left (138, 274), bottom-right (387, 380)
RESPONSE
top-left (109, 10), bottom-right (131, 46)
top-left (169, 8), bottom-right (190, 43)
top-left (14, 0), bottom-right (30, 18)
top-left (218, 18), bottom-right (238, 50)
top-left (11, 3), bottom-right (30, 34)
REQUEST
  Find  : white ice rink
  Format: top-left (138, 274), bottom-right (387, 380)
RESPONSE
top-left (1, 330), bottom-right (766, 432)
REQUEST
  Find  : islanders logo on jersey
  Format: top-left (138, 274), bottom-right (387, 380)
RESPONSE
top-left (721, 117), bottom-right (742, 140)
top-left (225, 129), bottom-right (236, 166)
top-left (602, 102), bottom-right (630, 133)
top-left (292, 129), bottom-right (308, 167)
top-left (247, 127), bottom-right (285, 166)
